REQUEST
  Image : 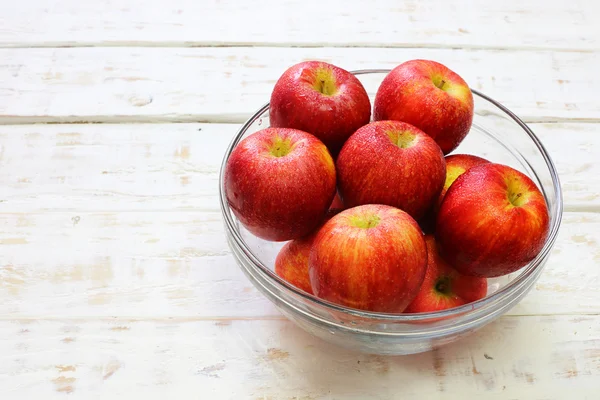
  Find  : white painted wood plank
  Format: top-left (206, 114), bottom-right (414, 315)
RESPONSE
top-left (0, 123), bottom-right (232, 212)
top-left (0, 123), bottom-right (597, 318)
top-left (0, 210), bottom-right (276, 318)
top-left (0, 211), bottom-right (598, 318)
top-left (0, 123), bottom-right (597, 212)
top-left (0, 47), bottom-right (598, 123)
top-left (0, 124), bottom-right (597, 316)
top-left (0, 0), bottom-right (597, 51)
top-left (0, 316), bottom-right (598, 399)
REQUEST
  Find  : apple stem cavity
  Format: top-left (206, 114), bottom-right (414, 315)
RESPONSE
top-left (349, 214), bottom-right (381, 229)
top-left (312, 68), bottom-right (338, 96)
top-left (396, 133), bottom-right (415, 149)
top-left (268, 137), bottom-right (293, 158)
top-left (386, 130), bottom-right (416, 149)
top-left (318, 79), bottom-right (336, 96)
top-left (508, 190), bottom-right (525, 207)
top-left (432, 75), bottom-right (447, 91)
top-left (435, 277), bottom-right (451, 295)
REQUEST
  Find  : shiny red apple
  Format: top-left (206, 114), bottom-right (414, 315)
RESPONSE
top-left (336, 120), bottom-right (446, 221)
top-left (419, 154), bottom-right (490, 233)
top-left (404, 235), bottom-right (487, 313)
top-left (275, 236), bottom-right (316, 295)
top-left (436, 163), bottom-right (550, 277)
top-left (436, 154), bottom-right (490, 211)
top-left (269, 61), bottom-right (371, 156)
top-left (274, 210), bottom-right (341, 294)
top-left (224, 127), bottom-right (336, 241)
top-left (374, 59), bottom-right (474, 154)
top-left (309, 204), bottom-right (427, 313)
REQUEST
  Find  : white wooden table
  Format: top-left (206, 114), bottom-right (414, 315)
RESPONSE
top-left (0, 1), bottom-right (599, 398)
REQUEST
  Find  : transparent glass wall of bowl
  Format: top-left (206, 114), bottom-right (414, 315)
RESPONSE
top-left (220, 70), bottom-right (562, 355)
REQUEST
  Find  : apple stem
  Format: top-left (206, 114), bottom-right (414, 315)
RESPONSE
top-left (509, 191), bottom-right (524, 206)
top-left (320, 80), bottom-right (326, 94)
top-left (439, 79), bottom-right (446, 90)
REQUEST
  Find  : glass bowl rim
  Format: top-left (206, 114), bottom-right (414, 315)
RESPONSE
top-left (219, 69), bottom-right (564, 322)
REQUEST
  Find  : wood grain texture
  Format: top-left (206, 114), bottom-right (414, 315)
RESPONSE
top-left (0, 0), bottom-right (599, 396)
top-left (0, 123), bottom-right (232, 212)
top-left (0, 0), bottom-right (597, 51)
top-left (0, 47), bottom-right (599, 123)
top-left (0, 210), bottom-right (598, 318)
top-left (0, 123), bottom-right (598, 212)
top-left (1, 316), bottom-right (599, 399)
top-left (0, 122), bottom-right (597, 317)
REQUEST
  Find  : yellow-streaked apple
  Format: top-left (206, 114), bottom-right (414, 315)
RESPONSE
top-left (404, 235), bottom-right (487, 313)
top-left (436, 163), bottom-right (550, 277)
top-left (269, 61), bottom-right (371, 156)
top-left (274, 210), bottom-right (340, 294)
top-left (437, 154), bottom-right (490, 210)
top-left (336, 120), bottom-right (445, 221)
top-left (374, 59), bottom-right (474, 154)
top-left (308, 204), bottom-right (427, 313)
top-left (224, 127), bottom-right (336, 241)
top-left (419, 153), bottom-right (490, 234)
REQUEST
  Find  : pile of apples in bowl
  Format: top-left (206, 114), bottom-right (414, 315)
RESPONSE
top-left (219, 60), bottom-right (563, 355)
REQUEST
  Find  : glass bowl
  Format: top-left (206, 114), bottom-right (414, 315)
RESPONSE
top-left (219, 70), bottom-right (563, 355)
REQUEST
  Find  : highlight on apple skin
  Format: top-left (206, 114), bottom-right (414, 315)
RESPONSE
top-left (336, 120), bottom-right (446, 221)
top-left (435, 163), bottom-right (550, 278)
top-left (404, 235), bottom-right (487, 313)
top-left (308, 204), bottom-right (427, 313)
top-left (373, 59), bottom-right (474, 155)
top-left (269, 60), bottom-right (371, 157)
top-left (224, 127), bottom-right (336, 242)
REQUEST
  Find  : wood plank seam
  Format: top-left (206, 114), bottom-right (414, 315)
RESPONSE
top-left (0, 42), bottom-right (598, 53)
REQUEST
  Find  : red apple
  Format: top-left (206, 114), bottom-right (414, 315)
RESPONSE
top-left (274, 210), bottom-right (341, 294)
top-left (436, 163), bottom-right (550, 277)
top-left (374, 59), bottom-right (474, 154)
top-left (275, 236), bottom-right (317, 295)
top-left (269, 61), bottom-right (371, 156)
top-left (224, 127), bottom-right (336, 241)
top-left (418, 154), bottom-right (489, 234)
top-left (436, 153), bottom-right (490, 211)
top-left (309, 204), bottom-right (427, 313)
top-left (336, 120), bottom-right (446, 221)
top-left (404, 235), bottom-right (487, 313)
